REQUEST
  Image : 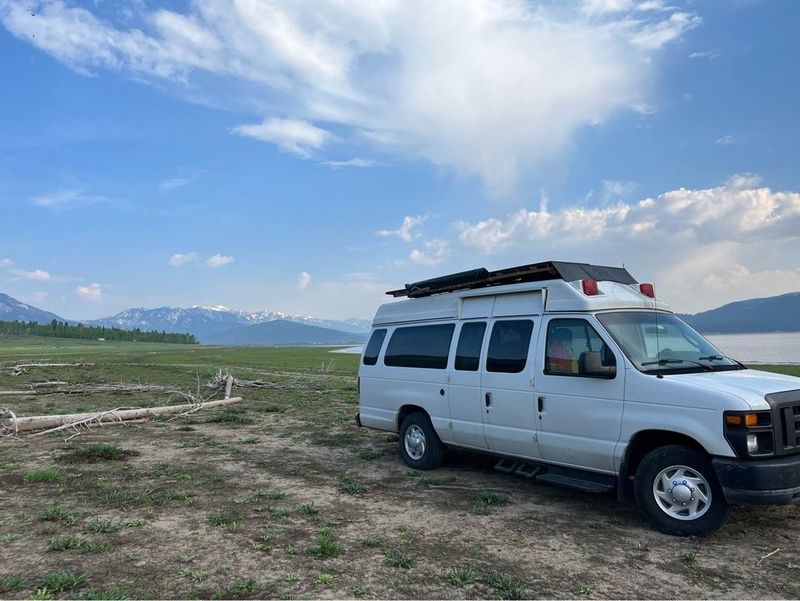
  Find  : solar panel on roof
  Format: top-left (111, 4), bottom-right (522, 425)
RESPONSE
top-left (386, 261), bottom-right (637, 298)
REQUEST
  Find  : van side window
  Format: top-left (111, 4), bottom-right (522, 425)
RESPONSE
top-left (486, 320), bottom-right (533, 373)
top-left (545, 319), bottom-right (616, 377)
top-left (362, 329), bottom-right (387, 366)
top-left (455, 322), bottom-right (487, 371)
top-left (384, 324), bottom-right (455, 369)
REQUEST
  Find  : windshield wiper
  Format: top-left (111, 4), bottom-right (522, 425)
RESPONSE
top-left (697, 354), bottom-right (747, 369)
top-left (641, 358), bottom-right (713, 372)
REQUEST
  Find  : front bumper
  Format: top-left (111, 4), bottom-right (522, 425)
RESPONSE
top-left (712, 454), bottom-right (800, 505)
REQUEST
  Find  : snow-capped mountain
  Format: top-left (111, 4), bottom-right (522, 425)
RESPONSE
top-left (0, 292), bottom-right (64, 324)
top-left (87, 305), bottom-right (371, 341)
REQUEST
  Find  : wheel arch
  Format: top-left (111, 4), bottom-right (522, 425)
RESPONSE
top-left (396, 404), bottom-right (428, 432)
top-left (618, 430), bottom-right (709, 501)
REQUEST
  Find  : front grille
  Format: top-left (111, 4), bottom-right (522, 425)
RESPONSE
top-left (766, 390), bottom-right (800, 455)
top-left (782, 405), bottom-right (800, 451)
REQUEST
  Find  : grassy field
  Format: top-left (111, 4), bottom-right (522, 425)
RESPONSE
top-left (1, 337), bottom-right (799, 600)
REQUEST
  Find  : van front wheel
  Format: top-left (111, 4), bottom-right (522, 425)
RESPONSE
top-left (634, 445), bottom-right (730, 536)
top-left (399, 412), bottom-right (444, 470)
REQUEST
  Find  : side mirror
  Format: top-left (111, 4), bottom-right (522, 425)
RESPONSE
top-left (579, 351), bottom-right (616, 379)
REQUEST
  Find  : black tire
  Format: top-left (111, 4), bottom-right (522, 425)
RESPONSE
top-left (399, 411), bottom-right (444, 470)
top-left (634, 445), bottom-right (730, 537)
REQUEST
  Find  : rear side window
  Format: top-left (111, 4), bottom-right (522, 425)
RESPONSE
top-left (384, 324), bottom-right (455, 369)
top-left (487, 320), bottom-right (533, 373)
top-left (362, 329), bottom-right (387, 366)
top-left (455, 322), bottom-right (487, 371)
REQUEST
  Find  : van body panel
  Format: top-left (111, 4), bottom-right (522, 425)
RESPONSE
top-left (481, 317), bottom-right (542, 459)
top-left (535, 314), bottom-right (626, 472)
top-left (460, 296), bottom-right (495, 319)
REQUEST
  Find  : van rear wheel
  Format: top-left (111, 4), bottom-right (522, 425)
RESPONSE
top-left (399, 412), bottom-right (444, 470)
top-left (634, 445), bottom-right (730, 536)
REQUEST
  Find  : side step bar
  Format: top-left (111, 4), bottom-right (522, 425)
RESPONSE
top-left (494, 459), bottom-right (615, 493)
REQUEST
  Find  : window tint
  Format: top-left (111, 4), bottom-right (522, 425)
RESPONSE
top-left (384, 324), bottom-right (455, 369)
top-left (455, 322), bottom-right (487, 371)
top-left (486, 320), bottom-right (533, 373)
top-left (545, 319), bottom-right (616, 377)
top-left (362, 329), bottom-right (386, 366)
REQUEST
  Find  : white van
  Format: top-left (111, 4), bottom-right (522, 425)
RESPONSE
top-left (357, 261), bottom-right (800, 536)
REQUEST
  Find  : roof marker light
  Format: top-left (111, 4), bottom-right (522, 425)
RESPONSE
top-left (582, 279), bottom-right (599, 296)
top-left (639, 283), bottom-right (655, 298)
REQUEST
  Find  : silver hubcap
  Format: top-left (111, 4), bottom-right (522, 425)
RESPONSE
top-left (653, 464), bottom-right (711, 521)
top-left (404, 425), bottom-right (426, 460)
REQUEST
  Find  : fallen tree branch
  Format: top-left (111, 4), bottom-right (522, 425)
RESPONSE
top-left (9, 362), bottom-right (95, 376)
top-left (27, 382), bottom-right (170, 396)
top-left (207, 370), bottom-right (305, 392)
top-left (1, 397), bottom-right (242, 437)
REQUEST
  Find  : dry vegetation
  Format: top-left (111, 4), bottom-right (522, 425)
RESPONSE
top-left (1, 337), bottom-right (799, 599)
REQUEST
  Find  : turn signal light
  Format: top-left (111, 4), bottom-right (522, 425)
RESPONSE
top-left (639, 283), bottom-right (656, 298)
top-left (725, 413), bottom-right (763, 427)
top-left (582, 279), bottom-right (599, 296)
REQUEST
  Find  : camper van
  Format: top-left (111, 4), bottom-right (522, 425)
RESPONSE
top-left (356, 261), bottom-right (800, 536)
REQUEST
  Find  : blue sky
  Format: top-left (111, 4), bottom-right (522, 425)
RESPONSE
top-left (1, 0), bottom-right (799, 320)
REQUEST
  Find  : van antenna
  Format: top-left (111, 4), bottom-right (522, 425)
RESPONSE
top-left (653, 283), bottom-right (663, 379)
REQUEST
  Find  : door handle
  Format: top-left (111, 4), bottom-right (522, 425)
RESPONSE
top-left (485, 392), bottom-right (492, 408)
top-left (537, 396), bottom-right (545, 413)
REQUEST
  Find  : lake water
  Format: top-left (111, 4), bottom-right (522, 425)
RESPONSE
top-left (707, 332), bottom-right (800, 364)
top-left (330, 333), bottom-right (800, 364)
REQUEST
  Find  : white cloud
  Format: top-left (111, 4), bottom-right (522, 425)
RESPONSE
top-left (0, 258), bottom-right (12, 267)
top-left (30, 188), bottom-right (108, 209)
top-left (297, 271), bottom-right (312, 290)
top-left (205, 254), bottom-right (234, 268)
top-left (377, 215), bottom-right (426, 242)
top-left (10, 268), bottom-right (52, 281)
top-left (453, 175), bottom-right (800, 312)
top-left (715, 135), bottom-right (734, 145)
top-left (232, 118), bottom-right (330, 158)
top-left (169, 252), bottom-right (234, 268)
top-left (689, 49), bottom-right (720, 60)
top-left (76, 282), bottom-right (102, 301)
top-left (408, 239), bottom-right (451, 267)
top-left (158, 176), bottom-right (193, 192)
top-left (321, 158), bottom-right (380, 169)
top-left (1, 0), bottom-right (701, 194)
top-left (169, 252), bottom-right (199, 267)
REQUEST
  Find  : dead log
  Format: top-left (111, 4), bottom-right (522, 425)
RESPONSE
top-left (9, 362), bottom-right (95, 376)
top-left (1, 397), bottom-right (242, 434)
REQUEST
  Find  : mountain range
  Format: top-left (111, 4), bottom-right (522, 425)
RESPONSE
top-left (0, 295), bottom-right (370, 345)
top-left (1, 290), bottom-right (799, 344)
top-left (678, 291), bottom-right (800, 334)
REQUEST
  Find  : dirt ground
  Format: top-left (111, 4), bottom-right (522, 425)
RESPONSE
top-left (1, 342), bottom-right (799, 599)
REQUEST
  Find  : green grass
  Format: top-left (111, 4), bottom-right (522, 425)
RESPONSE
top-left (69, 443), bottom-right (126, 462)
top-left (41, 504), bottom-right (78, 526)
top-left (24, 468), bottom-right (62, 483)
top-left (307, 527), bottom-right (343, 560)
top-left (232, 579), bottom-right (262, 594)
top-left (339, 474), bottom-right (367, 495)
top-left (445, 566), bottom-right (479, 586)
top-left (488, 573), bottom-right (527, 600)
top-left (297, 502), bottom-right (319, 516)
top-left (0, 574), bottom-right (28, 593)
top-left (209, 509), bottom-right (243, 528)
top-left (85, 519), bottom-right (124, 534)
top-left (473, 491), bottom-right (508, 515)
top-left (38, 571), bottom-right (89, 593)
top-left (47, 535), bottom-right (84, 552)
top-left (385, 548), bottom-right (414, 569)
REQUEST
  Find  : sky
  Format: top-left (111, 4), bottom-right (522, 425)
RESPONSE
top-left (0, 0), bottom-right (799, 321)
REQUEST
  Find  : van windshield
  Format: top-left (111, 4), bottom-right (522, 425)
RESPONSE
top-left (596, 312), bottom-right (743, 374)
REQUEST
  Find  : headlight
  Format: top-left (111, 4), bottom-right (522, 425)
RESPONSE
top-left (724, 411), bottom-right (774, 458)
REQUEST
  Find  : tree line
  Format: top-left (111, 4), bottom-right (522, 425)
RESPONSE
top-left (0, 319), bottom-right (198, 344)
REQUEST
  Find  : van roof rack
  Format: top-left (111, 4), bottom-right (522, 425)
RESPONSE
top-left (386, 261), bottom-right (637, 299)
